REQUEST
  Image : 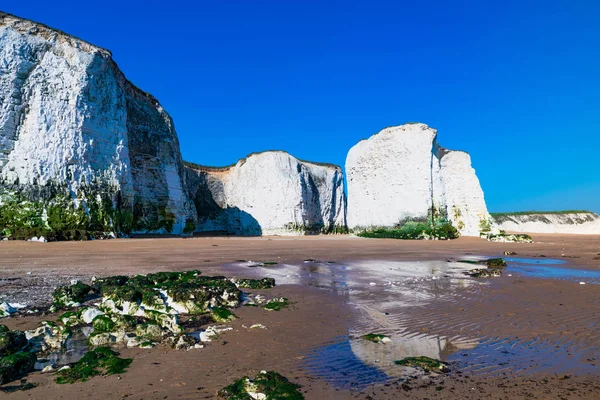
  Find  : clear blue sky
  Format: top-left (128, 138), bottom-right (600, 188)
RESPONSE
top-left (4, 1), bottom-right (599, 212)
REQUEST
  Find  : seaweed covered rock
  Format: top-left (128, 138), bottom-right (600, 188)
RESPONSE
top-left (231, 278), bottom-right (276, 289)
top-left (218, 371), bottom-right (304, 400)
top-left (80, 307), bottom-right (104, 324)
top-left (486, 258), bottom-right (507, 268)
top-left (51, 282), bottom-right (92, 310)
top-left (98, 271), bottom-right (242, 318)
top-left (486, 233), bottom-right (533, 243)
top-left (88, 332), bottom-right (114, 347)
top-left (263, 298), bottom-right (290, 311)
top-left (0, 351), bottom-right (36, 385)
top-left (91, 315), bottom-right (117, 333)
top-left (54, 347), bottom-right (132, 384)
top-left (25, 321), bottom-right (70, 352)
top-left (167, 334), bottom-right (202, 351)
top-left (135, 322), bottom-right (164, 342)
top-left (465, 268), bottom-right (503, 278)
top-left (59, 311), bottom-right (80, 327)
top-left (0, 326), bottom-right (27, 356)
top-left (394, 356), bottom-right (450, 373)
top-left (210, 308), bottom-right (236, 323)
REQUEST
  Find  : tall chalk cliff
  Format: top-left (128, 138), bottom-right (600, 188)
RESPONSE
top-left (346, 123), bottom-right (489, 236)
top-left (185, 151), bottom-right (346, 236)
top-left (0, 12), bottom-right (195, 237)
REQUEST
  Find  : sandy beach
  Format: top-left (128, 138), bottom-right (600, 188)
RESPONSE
top-left (1, 234), bottom-right (600, 399)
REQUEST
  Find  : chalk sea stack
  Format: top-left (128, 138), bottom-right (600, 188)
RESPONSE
top-left (346, 123), bottom-right (490, 236)
top-left (185, 151), bottom-right (346, 235)
top-left (0, 12), bottom-right (195, 236)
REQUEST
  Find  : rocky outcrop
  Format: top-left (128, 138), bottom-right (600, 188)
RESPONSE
top-left (185, 151), bottom-right (346, 235)
top-left (346, 123), bottom-right (489, 236)
top-left (0, 12), bottom-right (195, 237)
top-left (492, 212), bottom-right (600, 234)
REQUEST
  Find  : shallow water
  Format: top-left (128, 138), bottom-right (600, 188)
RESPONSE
top-left (229, 257), bottom-right (600, 387)
top-left (35, 329), bottom-right (91, 370)
top-left (506, 257), bottom-right (600, 284)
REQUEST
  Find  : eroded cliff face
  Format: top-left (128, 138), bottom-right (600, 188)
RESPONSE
top-left (185, 151), bottom-right (346, 236)
top-left (492, 212), bottom-right (600, 234)
top-left (346, 123), bottom-right (489, 236)
top-left (0, 12), bottom-right (194, 238)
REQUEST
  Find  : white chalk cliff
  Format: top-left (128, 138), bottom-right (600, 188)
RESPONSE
top-left (346, 123), bottom-right (489, 236)
top-left (492, 212), bottom-right (600, 234)
top-left (185, 151), bottom-right (346, 235)
top-left (0, 12), bottom-right (194, 234)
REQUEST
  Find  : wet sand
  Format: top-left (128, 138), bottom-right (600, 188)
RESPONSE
top-left (1, 234), bottom-right (600, 399)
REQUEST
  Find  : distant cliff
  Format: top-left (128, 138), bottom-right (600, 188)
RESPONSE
top-left (492, 212), bottom-right (600, 234)
top-left (346, 123), bottom-right (490, 236)
top-left (185, 151), bottom-right (346, 235)
top-left (0, 12), bottom-right (195, 238)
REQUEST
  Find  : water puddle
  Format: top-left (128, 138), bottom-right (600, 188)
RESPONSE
top-left (506, 257), bottom-right (600, 284)
top-left (227, 257), bottom-right (600, 388)
top-left (35, 328), bottom-right (91, 370)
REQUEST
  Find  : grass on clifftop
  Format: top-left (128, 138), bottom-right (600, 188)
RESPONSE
top-left (490, 210), bottom-right (594, 217)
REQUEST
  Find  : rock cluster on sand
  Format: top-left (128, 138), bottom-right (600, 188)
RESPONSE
top-left (185, 151), bottom-right (346, 235)
top-left (346, 123), bottom-right (491, 236)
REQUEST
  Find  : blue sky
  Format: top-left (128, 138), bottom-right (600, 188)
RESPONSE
top-left (4, 1), bottom-right (599, 212)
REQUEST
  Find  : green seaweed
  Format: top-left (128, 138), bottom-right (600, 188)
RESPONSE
top-left (210, 308), bottom-right (237, 323)
top-left (233, 278), bottom-right (276, 289)
top-left (0, 328), bottom-right (27, 357)
top-left (486, 258), bottom-right (507, 268)
top-left (51, 282), bottom-right (92, 309)
top-left (218, 371), bottom-right (304, 400)
top-left (55, 347), bottom-right (132, 384)
top-left (465, 268), bottom-right (503, 278)
top-left (394, 356), bottom-right (449, 373)
top-left (91, 315), bottom-right (117, 333)
top-left (0, 352), bottom-right (37, 385)
top-left (135, 322), bottom-right (164, 341)
top-left (263, 298), bottom-right (289, 311)
top-left (59, 311), bottom-right (80, 327)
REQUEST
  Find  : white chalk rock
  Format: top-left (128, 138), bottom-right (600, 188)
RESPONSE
top-left (41, 365), bottom-right (55, 373)
top-left (186, 151), bottom-right (346, 235)
top-left (81, 307), bottom-right (104, 324)
top-left (0, 302), bottom-right (16, 317)
top-left (0, 12), bottom-right (195, 234)
top-left (492, 212), bottom-right (600, 234)
top-left (346, 123), bottom-right (491, 236)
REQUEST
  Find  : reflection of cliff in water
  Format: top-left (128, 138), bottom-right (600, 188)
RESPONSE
top-left (350, 331), bottom-right (477, 376)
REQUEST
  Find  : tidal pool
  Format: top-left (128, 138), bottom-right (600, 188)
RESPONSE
top-left (230, 257), bottom-right (600, 388)
top-left (506, 257), bottom-right (600, 284)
